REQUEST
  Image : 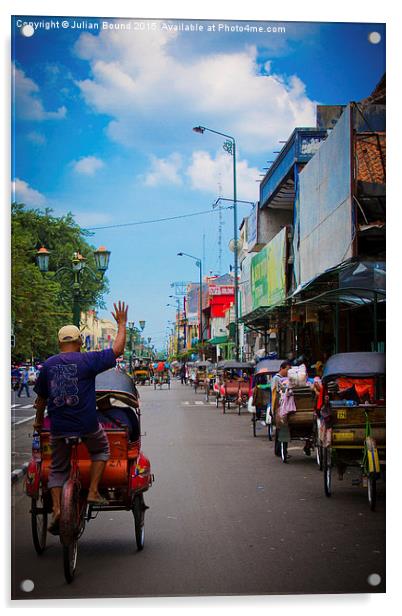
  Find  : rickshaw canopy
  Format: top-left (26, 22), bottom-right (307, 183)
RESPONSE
top-left (217, 360), bottom-right (254, 370)
top-left (322, 352), bottom-right (385, 382)
top-left (96, 368), bottom-right (139, 407)
top-left (195, 361), bottom-right (214, 369)
top-left (254, 359), bottom-right (286, 375)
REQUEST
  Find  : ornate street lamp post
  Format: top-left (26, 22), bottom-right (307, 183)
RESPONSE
top-left (37, 245), bottom-right (110, 328)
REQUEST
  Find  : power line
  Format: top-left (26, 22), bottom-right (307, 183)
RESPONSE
top-left (85, 206), bottom-right (232, 231)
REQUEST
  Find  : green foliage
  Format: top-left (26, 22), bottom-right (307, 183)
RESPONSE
top-left (11, 203), bottom-right (109, 361)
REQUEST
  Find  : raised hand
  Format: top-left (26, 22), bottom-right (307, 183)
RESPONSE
top-left (111, 301), bottom-right (128, 327)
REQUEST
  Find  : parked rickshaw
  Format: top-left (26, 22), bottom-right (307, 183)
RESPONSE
top-left (318, 352), bottom-right (385, 510)
top-left (25, 368), bottom-right (154, 583)
top-left (217, 360), bottom-right (254, 415)
top-left (251, 359), bottom-right (285, 439)
top-left (133, 359), bottom-right (152, 386)
top-left (194, 361), bottom-right (211, 393)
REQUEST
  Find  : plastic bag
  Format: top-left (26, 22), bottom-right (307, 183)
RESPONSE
top-left (288, 364), bottom-right (307, 388)
top-left (266, 405), bottom-right (272, 424)
top-left (247, 396), bottom-right (256, 414)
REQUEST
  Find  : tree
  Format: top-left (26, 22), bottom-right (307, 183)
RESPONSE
top-left (11, 203), bottom-right (109, 361)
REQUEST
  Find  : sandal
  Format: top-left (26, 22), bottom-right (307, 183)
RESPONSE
top-left (48, 518), bottom-right (60, 535)
top-left (87, 495), bottom-right (109, 506)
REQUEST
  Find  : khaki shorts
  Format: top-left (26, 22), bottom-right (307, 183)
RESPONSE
top-left (48, 424), bottom-right (110, 489)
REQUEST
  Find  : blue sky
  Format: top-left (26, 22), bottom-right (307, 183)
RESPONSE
top-left (11, 16), bottom-right (385, 351)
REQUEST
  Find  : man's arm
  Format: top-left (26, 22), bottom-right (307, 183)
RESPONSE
top-left (111, 301), bottom-right (128, 358)
top-left (33, 396), bottom-right (47, 430)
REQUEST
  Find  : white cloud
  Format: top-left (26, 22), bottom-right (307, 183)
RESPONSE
top-left (186, 150), bottom-right (260, 202)
top-left (142, 153), bottom-right (183, 187)
top-left (27, 131), bottom-right (46, 145)
top-left (13, 64), bottom-right (67, 121)
top-left (73, 29), bottom-right (318, 153)
top-left (12, 178), bottom-right (46, 207)
top-left (72, 156), bottom-right (105, 176)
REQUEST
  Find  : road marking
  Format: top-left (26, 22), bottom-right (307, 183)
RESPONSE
top-left (182, 401), bottom-right (190, 405)
top-left (194, 401), bottom-right (204, 405)
top-left (20, 404), bottom-right (33, 409)
top-left (14, 414), bottom-right (36, 426)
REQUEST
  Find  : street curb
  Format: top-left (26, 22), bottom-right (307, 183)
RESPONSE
top-left (11, 462), bottom-right (29, 484)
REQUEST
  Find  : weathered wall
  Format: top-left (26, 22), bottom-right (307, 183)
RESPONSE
top-left (298, 106), bottom-right (353, 286)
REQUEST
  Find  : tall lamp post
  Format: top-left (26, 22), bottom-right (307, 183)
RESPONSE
top-left (177, 252), bottom-right (203, 355)
top-left (36, 245), bottom-right (111, 328)
top-left (128, 321), bottom-right (135, 374)
top-left (193, 125), bottom-right (239, 360)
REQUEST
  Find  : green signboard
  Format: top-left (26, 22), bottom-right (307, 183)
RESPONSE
top-left (251, 246), bottom-right (268, 309)
top-left (251, 227), bottom-right (287, 310)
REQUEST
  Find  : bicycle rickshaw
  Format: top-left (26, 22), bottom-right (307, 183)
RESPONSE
top-left (153, 361), bottom-right (171, 390)
top-left (273, 365), bottom-right (318, 463)
top-left (318, 352), bottom-right (385, 510)
top-left (251, 359), bottom-right (285, 439)
top-left (133, 359), bottom-right (152, 386)
top-left (194, 361), bottom-right (211, 393)
top-left (217, 360), bottom-right (254, 415)
top-left (25, 368), bottom-right (154, 583)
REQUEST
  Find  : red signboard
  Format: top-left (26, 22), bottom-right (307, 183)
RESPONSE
top-left (209, 285), bottom-right (235, 296)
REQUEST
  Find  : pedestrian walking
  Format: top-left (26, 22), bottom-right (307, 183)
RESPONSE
top-left (17, 367), bottom-right (30, 398)
top-left (180, 362), bottom-right (187, 385)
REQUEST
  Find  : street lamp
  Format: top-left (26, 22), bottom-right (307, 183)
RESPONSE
top-left (36, 245), bottom-right (110, 328)
top-left (128, 321), bottom-right (135, 374)
top-left (36, 246), bottom-right (50, 272)
top-left (193, 124), bottom-right (239, 360)
top-left (177, 251), bottom-right (203, 355)
top-left (93, 246), bottom-right (111, 273)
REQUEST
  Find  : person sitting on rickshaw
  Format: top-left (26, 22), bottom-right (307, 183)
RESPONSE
top-left (252, 372), bottom-right (271, 422)
top-left (97, 395), bottom-right (140, 442)
top-left (33, 301), bottom-right (128, 535)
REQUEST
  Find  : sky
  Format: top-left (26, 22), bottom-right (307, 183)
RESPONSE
top-left (11, 16), bottom-right (385, 351)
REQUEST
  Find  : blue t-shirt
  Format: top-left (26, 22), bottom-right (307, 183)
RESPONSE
top-left (34, 349), bottom-right (116, 436)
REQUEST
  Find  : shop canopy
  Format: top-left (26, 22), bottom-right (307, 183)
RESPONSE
top-left (208, 335), bottom-right (229, 345)
top-left (290, 259), bottom-right (385, 308)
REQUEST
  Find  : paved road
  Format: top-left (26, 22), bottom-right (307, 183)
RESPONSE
top-left (12, 380), bottom-right (385, 599)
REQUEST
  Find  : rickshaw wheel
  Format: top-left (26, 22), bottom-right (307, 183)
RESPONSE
top-left (274, 433), bottom-right (281, 456)
top-left (63, 541), bottom-right (78, 584)
top-left (267, 423), bottom-right (273, 441)
top-left (222, 400), bottom-right (226, 414)
top-left (216, 396), bottom-right (219, 408)
top-left (316, 445), bottom-right (323, 471)
top-left (323, 448), bottom-right (332, 497)
top-left (31, 496), bottom-right (48, 555)
top-left (132, 493), bottom-right (146, 551)
top-left (280, 442), bottom-right (288, 463)
top-left (252, 414), bottom-right (256, 437)
top-left (368, 475), bottom-right (377, 511)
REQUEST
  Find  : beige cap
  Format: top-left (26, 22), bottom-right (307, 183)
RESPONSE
top-left (58, 325), bottom-right (81, 343)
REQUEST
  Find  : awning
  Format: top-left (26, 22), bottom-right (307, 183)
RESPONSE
top-left (239, 304), bottom-right (287, 327)
top-left (292, 286), bottom-right (385, 308)
top-left (208, 336), bottom-right (228, 345)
